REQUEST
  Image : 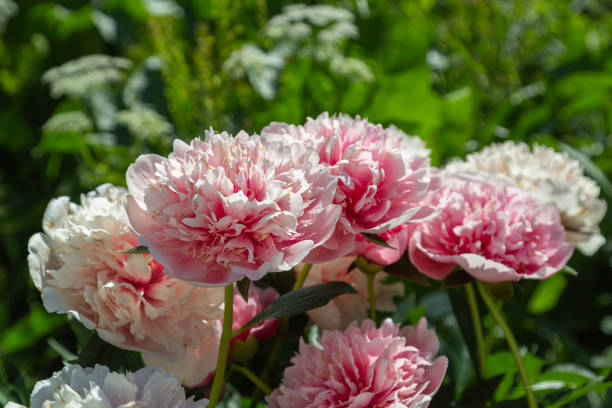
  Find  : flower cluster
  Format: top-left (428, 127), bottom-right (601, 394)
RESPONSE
top-left (445, 141), bottom-right (606, 255)
top-left (24, 110), bottom-right (605, 407)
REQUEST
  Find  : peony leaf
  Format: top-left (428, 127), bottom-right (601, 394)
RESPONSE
top-left (120, 245), bottom-right (149, 254)
top-left (527, 274), bottom-right (567, 314)
top-left (232, 282), bottom-right (357, 338)
top-left (237, 277), bottom-right (250, 302)
top-left (360, 232), bottom-right (395, 249)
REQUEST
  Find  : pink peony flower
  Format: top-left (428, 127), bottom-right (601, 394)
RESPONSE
top-left (354, 224), bottom-right (411, 265)
top-left (126, 131), bottom-right (340, 286)
top-left (409, 173), bottom-right (574, 282)
top-left (27, 184), bottom-right (224, 366)
top-left (232, 283), bottom-right (280, 342)
top-left (445, 141), bottom-right (607, 255)
top-left (299, 257), bottom-right (403, 330)
top-left (266, 318), bottom-right (448, 408)
top-left (262, 113), bottom-right (438, 262)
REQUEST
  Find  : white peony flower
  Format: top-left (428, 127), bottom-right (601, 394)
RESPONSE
top-left (27, 184), bottom-right (224, 374)
top-left (445, 141), bottom-right (607, 255)
top-left (4, 364), bottom-right (208, 407)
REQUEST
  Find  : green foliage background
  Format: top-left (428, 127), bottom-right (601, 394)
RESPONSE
top-left (0, 0), bottom-right (611, 406)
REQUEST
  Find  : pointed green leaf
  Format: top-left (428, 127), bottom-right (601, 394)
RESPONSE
top-left (120, 245), bottom-right (149, 254)
top-left (237, 278), bottom-right (250, 302)
top-left (233, 282), bottom-right (357, 338)
top-left (360, 233), bottom-right (395, 249)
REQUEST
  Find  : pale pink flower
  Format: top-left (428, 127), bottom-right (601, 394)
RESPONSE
top-left (262, 113), bottom-right (438, 262)
top-left (126, 131), bottom-right (340, 286)
top-left (27, 184), bottom-right (224, 365)
top-left (445, 141), bottom-right (607, 255)
top-left (5, 364), bottom-right (208, 408)
top-left (299, 257), bottom-right (403, 330)
top-left (266, 318), bottom-right (448, 408)
top-left (144, 284), bottom-right (280, 387)
top-left (354, 224), bottom-right (411, 265)
top-left (409, 173), bottom-right (574, 282)
top-left (232, 283), bottom-right (280, 342)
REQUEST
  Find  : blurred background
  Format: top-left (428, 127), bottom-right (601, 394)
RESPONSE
top-left (0, 0), bottom-right (611, 406)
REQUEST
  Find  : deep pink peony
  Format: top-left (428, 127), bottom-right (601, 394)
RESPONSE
top-left (266, 318), bottom-right (448, 408)
top-left (262, 113), bottom-right (438, 262)
top-left (354, 224), bottom-right (411, 265)
top-left (232, 283), bottom-right (280, 342)
top-left (126, 131), bottom-right (340, 286)
top-left (409, 173), bottom-right (574, 282)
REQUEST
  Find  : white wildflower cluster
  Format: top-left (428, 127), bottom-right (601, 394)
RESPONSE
top-left (42, 54), bottom-right (132, 98)
top-left (117, 105), bottom-right (174, 141)
top-left (0, 0), bottom-right (17, 33)
top-left (223, 45), bottom-right (284, 100)
top-left (445, 141), bottom-right (607, 255)
top-left (42, 111), bottom-right (93, 133)
top-left (5, 364), bottom-right (209, 408)
top-left (224, 3), bottom-right (373, 99)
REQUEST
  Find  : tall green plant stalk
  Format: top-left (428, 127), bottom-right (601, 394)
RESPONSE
top-left (477, 281), bottom-right (538, 408)
top-left (208, 284), bottom-right (234, 408)
top-left (465, 283), bottom-right (487, 379)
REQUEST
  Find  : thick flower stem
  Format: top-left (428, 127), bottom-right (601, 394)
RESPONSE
top-left (477, 281), bottom-right (538, 408)
top-left (209, 284), bottom-right (234, 408)
top-left (247, 263), bottom-right (313, 407)
top-left (465, 283), bottom-right (487, 379)
top-left (231, 363), bottom-right (273, 395)
top-left (293, 263), bottom-right (312, 290)
top-left (367, 273), bottom-right (377, 321)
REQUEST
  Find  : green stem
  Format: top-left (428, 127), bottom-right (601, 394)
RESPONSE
top-left (477, 281), bottom-right (537, 408)
top-left (293, 263), bottom-right (312, 290)
top-left (208, 284), bottom-right (234, 408)
top-left (367, 273), bottom-right (377, 321)
top-left (465, 283), bottom-right (487, 379)
top-left (231, 363), bottom-right (273, 395)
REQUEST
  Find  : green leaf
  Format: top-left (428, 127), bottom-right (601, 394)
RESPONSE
top-left (547, 381), bottom-right (612, 408)
top-left (47, 338), bottom-right (78, 362)
top-left (120, 245), bottom-right (149, 254)
top-left (237, 278), bottom-right (250, 302)
top-left (560, 143), bottom-right (612, 198)
top-left (360, 233), bottom-right (395, 249)
top-left (448, 286), bottom-right (480, 377)
top-left (233, 282), bottom-right (357, 338)
top-left (0, 308), bottom-right (66, 354)
top-left (37, 131), bottom-right (86, 154)
top-left (527, 274), bottom-right (567, 314)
